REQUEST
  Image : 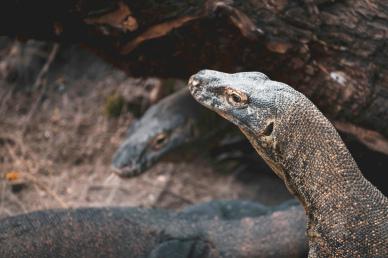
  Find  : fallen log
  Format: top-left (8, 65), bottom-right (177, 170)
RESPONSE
top-left (0, 0), bottom-right (387, 148)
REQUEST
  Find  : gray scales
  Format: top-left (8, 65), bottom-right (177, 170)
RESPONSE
top-left (188, 70), bottom-right (388, 257)
top-left (0, 200), bottom-right (307, 258)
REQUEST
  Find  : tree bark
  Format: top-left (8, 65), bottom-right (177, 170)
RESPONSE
top-left (0, 0), bottom-right (387, 150)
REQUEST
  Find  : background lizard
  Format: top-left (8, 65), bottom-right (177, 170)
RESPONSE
top-left (112, 88), bottom-right (230, 177)
top-left (0, 200), bottom-right (307, 258)
top-left (188, 70), bottom-right (388, 257)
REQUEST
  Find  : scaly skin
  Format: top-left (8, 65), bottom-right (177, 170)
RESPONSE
top-left (0, 200), bottom-right (307, 258)
top-left (112, 88), bottom-right (229, 177)
top-left (188, 70), bottom-right (388, 257)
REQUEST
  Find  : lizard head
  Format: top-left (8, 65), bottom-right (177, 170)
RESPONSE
top-left (188, 69), bottom-right (302, 181)
top-left (112, 89), bottom-right (200, 177)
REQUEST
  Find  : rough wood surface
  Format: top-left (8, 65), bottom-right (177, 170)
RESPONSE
top-left (0, 0), bottom-right (387, 141)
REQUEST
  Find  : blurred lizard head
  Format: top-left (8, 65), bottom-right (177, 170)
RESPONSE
top-left (112, 89), bottom-right (204, 177)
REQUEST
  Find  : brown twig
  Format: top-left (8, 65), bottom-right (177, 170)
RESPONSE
top-left (152, 171), bottom-right (175, 206)
top-left (21, 43), bottom-right (60, 136)
top-left (33, 43), bottom-right (60, 88)
top-left (0, 82), bottom-right (17, 116)
top-left (163, 191), bottom-right (194, 205)
top-left (24, 173), bottom-right (69, 209)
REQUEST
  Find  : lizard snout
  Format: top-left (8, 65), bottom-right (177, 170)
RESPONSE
top-left (188, 74), bottom-right (202, 91)
top-left (111, 161), bottom-right (142, 178)
top-left (188, 69), bottom-right (222, 91)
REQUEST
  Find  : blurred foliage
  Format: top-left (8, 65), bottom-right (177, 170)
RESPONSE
top-left (104, 93), bottom-right (125, 118)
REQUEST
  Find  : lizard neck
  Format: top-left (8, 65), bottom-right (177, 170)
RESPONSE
top-left (282, 130), bottom-right (365, 219)
top-left (274, 103), bottom-right (388, 255)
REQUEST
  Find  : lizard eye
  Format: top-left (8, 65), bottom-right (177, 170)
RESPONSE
top-left (151, 132), bottom-right (169, 150)
top-left (225, 88), bottom-right (248, 108)
top-left (231, 93), bottom-right (241, 103)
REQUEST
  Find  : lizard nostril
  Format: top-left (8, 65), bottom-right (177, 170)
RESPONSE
top-left (188, 75), bottom-right (201, 90)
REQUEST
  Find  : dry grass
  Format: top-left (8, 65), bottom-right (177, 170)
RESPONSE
top-left (0, 42), bottom-right (291, 219)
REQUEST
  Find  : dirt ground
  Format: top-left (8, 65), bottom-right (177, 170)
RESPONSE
top-left (0, 40), bottom-right (292, 219)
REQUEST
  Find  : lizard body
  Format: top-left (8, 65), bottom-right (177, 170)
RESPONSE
top-left (0, 200), bottom-right (307, 258)
top-left (188, 70), bottom-right (388, 257)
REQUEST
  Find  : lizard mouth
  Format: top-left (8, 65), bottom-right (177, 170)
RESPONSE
top-left (111, 163), bottom-right (144, 178)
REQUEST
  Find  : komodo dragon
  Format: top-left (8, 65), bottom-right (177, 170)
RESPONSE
top-left (0, 200), bottom-right (307, 258)
top-left (188, 70), bottom-right (388, 257)
top-left (112, 88), bottom-right (230, 177)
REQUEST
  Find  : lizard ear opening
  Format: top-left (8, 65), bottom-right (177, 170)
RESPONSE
top-left (263, 121), bottom-right (274, 136)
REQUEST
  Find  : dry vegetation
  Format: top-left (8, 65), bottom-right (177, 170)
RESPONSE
top-left (0, 39), bottom-right (290, 219)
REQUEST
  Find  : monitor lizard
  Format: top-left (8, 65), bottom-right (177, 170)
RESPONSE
top-left (188, 70), bottom-right (388, 257)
